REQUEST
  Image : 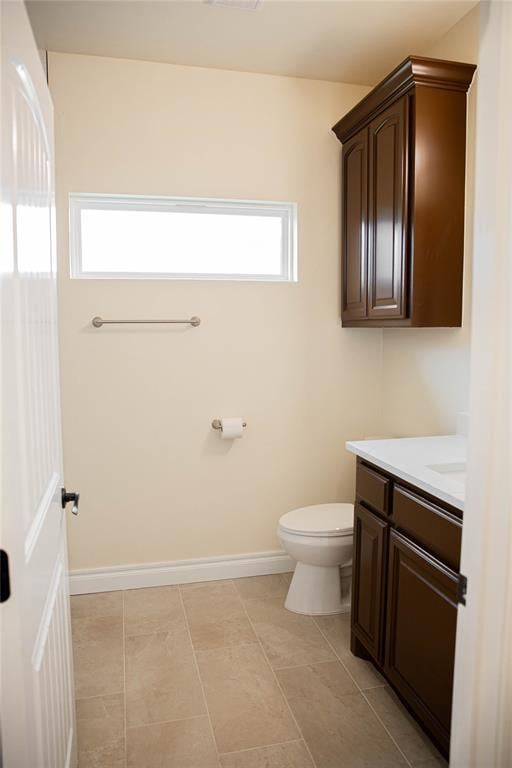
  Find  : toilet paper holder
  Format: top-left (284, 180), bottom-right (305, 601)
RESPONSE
top-left (211, 419), bottom-right (247, 431)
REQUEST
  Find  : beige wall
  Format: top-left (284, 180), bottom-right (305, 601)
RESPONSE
top-left (380, 5), bottom-right (480, 437)
top-left (49, 53), bottom-right (380, 570)
top-left (52, 8), bottom-right (480, 570)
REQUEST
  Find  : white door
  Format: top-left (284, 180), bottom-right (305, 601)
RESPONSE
top-left (1, 2), bottom-right (77, 766)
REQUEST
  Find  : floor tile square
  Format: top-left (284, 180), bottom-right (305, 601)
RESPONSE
top-left (196, 643), bottom-right (299, 753)
top-left (366, 686), bottom-right (444, 764)
top-left (125, 629), bottom-right (205, 726)
top-left (124, 585), bottom-right (184, 637)
top-left (277, 664), bottom-right (407, 768)
top-left (76, 693), bottom-right (125, 768)
top-left (182, 581), bottom-right (256, 650)
top-left (244, 597), bottom-right (335, 669)
top-left (233, 575), bottom-right (289, 601)
top-left (127, 716), bottom-right (220, 768)
top-left (314, 613), bottom-right (385, 689)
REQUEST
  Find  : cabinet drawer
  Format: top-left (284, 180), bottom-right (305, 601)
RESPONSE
top-left (393, 486), bottom-right (461, 571)
top-left (356, 462), bottom-right (390, 516)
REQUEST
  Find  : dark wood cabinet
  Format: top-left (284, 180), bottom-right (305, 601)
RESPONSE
top-left (342, 128), bottom-right (368, 321)
top-left (393, 485), bottom-right (462, 572)
top-left (385, 530), bottom-right (458, 751)
top-left (333, 56), bottom-right (476, 327)
top-left (367, 97), bottom-right (408, 320)
top-left (352, 502), bottom-right (387, 662)
top-left (351, 458), bottom-right (463, 757)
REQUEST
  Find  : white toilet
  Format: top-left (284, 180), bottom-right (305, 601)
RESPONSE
top-left (278, 503), bottom-right (354, 615)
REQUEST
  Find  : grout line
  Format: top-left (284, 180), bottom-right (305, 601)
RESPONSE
top-left (188, 637), bottom-right (262, 651)
top-left (358, 689), bottom-right (413, 768)
top-left (358, 681), bottom-right (388, 690)
top-left (310, 617), bottom-right (364, 690)
top-left (126, 713), bottom-right (215, 731)
top-left (218, 737), bottom-right (307, 758)
top-left (234, 590), bottom-right (293, 604)
top-left (178, 584), bottom-right (222, 767)
top-left (122, 590), bottom-right (127, 768)
top-left (312, 618), bottom-right (413, 768)
top-left (270, 658), bottom-right (340, 673)
top-left (73, 689), bottom-right (124, 702)
top-left (238, 593), bottom-right (319, 768)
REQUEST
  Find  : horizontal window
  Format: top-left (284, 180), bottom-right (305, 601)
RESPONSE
top-left (69, 194), bottom-right (297, 281)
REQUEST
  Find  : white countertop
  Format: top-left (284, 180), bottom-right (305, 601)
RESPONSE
top-left (346, 435), bottom-right (466, 511)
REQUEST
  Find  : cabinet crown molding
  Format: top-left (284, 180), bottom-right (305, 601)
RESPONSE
top-left (332, 55), bottom-right (476, 143)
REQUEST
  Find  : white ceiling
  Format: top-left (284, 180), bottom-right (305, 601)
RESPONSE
top-left (26, 0), bottom-right (478, 86)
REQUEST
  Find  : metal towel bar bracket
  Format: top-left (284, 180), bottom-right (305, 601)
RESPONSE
top-left (92, 316), bottom-right (200, 328)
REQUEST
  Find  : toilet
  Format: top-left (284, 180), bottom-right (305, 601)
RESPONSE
top-left (278, 503), bottom-right (354, 616)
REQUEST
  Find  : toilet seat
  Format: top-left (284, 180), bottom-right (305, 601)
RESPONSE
top-left (279, 503), bottom-right (354, 538)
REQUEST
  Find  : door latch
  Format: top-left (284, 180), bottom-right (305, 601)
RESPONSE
top-left (0, 550), bottom-right (10, 603)
top-left (61, 488), bottom-right (80, 516)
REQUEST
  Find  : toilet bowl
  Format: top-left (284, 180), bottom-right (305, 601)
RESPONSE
top-left (278, 503), bottom-right (354, 616)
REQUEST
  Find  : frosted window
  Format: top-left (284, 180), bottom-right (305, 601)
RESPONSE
top-left (70, 195), bottom-right (296, 281)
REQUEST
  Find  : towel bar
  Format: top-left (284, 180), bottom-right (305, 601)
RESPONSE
top-left (92, 316), bottom-right (200, 328)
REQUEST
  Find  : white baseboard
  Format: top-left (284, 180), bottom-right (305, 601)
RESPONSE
top-left (69, 550), bottom-right (296, 595)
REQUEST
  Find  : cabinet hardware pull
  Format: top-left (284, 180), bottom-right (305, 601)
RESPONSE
top-left (457, 573), bottom-right (468, 605)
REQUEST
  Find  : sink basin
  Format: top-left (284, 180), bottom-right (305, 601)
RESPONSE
top-left (426, 462), bottom-right (466, 485)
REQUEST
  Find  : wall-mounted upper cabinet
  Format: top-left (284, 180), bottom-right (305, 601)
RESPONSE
top-left (333, 56), bottom-right (476, 328)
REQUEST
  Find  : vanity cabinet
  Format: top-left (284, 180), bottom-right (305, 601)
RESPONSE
top-left (333, 56), bottom-right (476, 327)
top-left (351, 458), bottom-right (463, 756)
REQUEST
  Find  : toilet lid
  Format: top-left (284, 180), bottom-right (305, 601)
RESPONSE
top-left (279, 503), bottom-right (354, 537)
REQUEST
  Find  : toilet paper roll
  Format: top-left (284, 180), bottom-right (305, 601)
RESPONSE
top-left (220, 417), bottom-right (244, 440)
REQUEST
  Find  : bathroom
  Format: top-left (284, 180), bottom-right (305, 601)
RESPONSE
top-left (1, 1), bottom-right (511, 767)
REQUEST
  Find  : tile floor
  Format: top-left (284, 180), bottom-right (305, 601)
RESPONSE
top-left (71, 574), bottom-right (448, 768)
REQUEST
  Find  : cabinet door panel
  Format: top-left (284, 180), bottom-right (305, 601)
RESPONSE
top-left (342, 128), bottom-right (368, 322)
top-left (385, 530), bottom-right (457, 754)
top-left (368, 97), bottom-right (408, 319)
top-left (352, 502), bottom-right (388, 661)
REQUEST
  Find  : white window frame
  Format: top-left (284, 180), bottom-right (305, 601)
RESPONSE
top-left (69, 193), bottom-right (297, 281)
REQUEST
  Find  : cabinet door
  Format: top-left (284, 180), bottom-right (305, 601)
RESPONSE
top-left (385, 530), bottom-right (458, 754)
top-left (352, 502), bottom-right (388, 662)
top-left (368, 97), bottom-right (408, 319)
top-left (341, 128), bottom-right (368, 322)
